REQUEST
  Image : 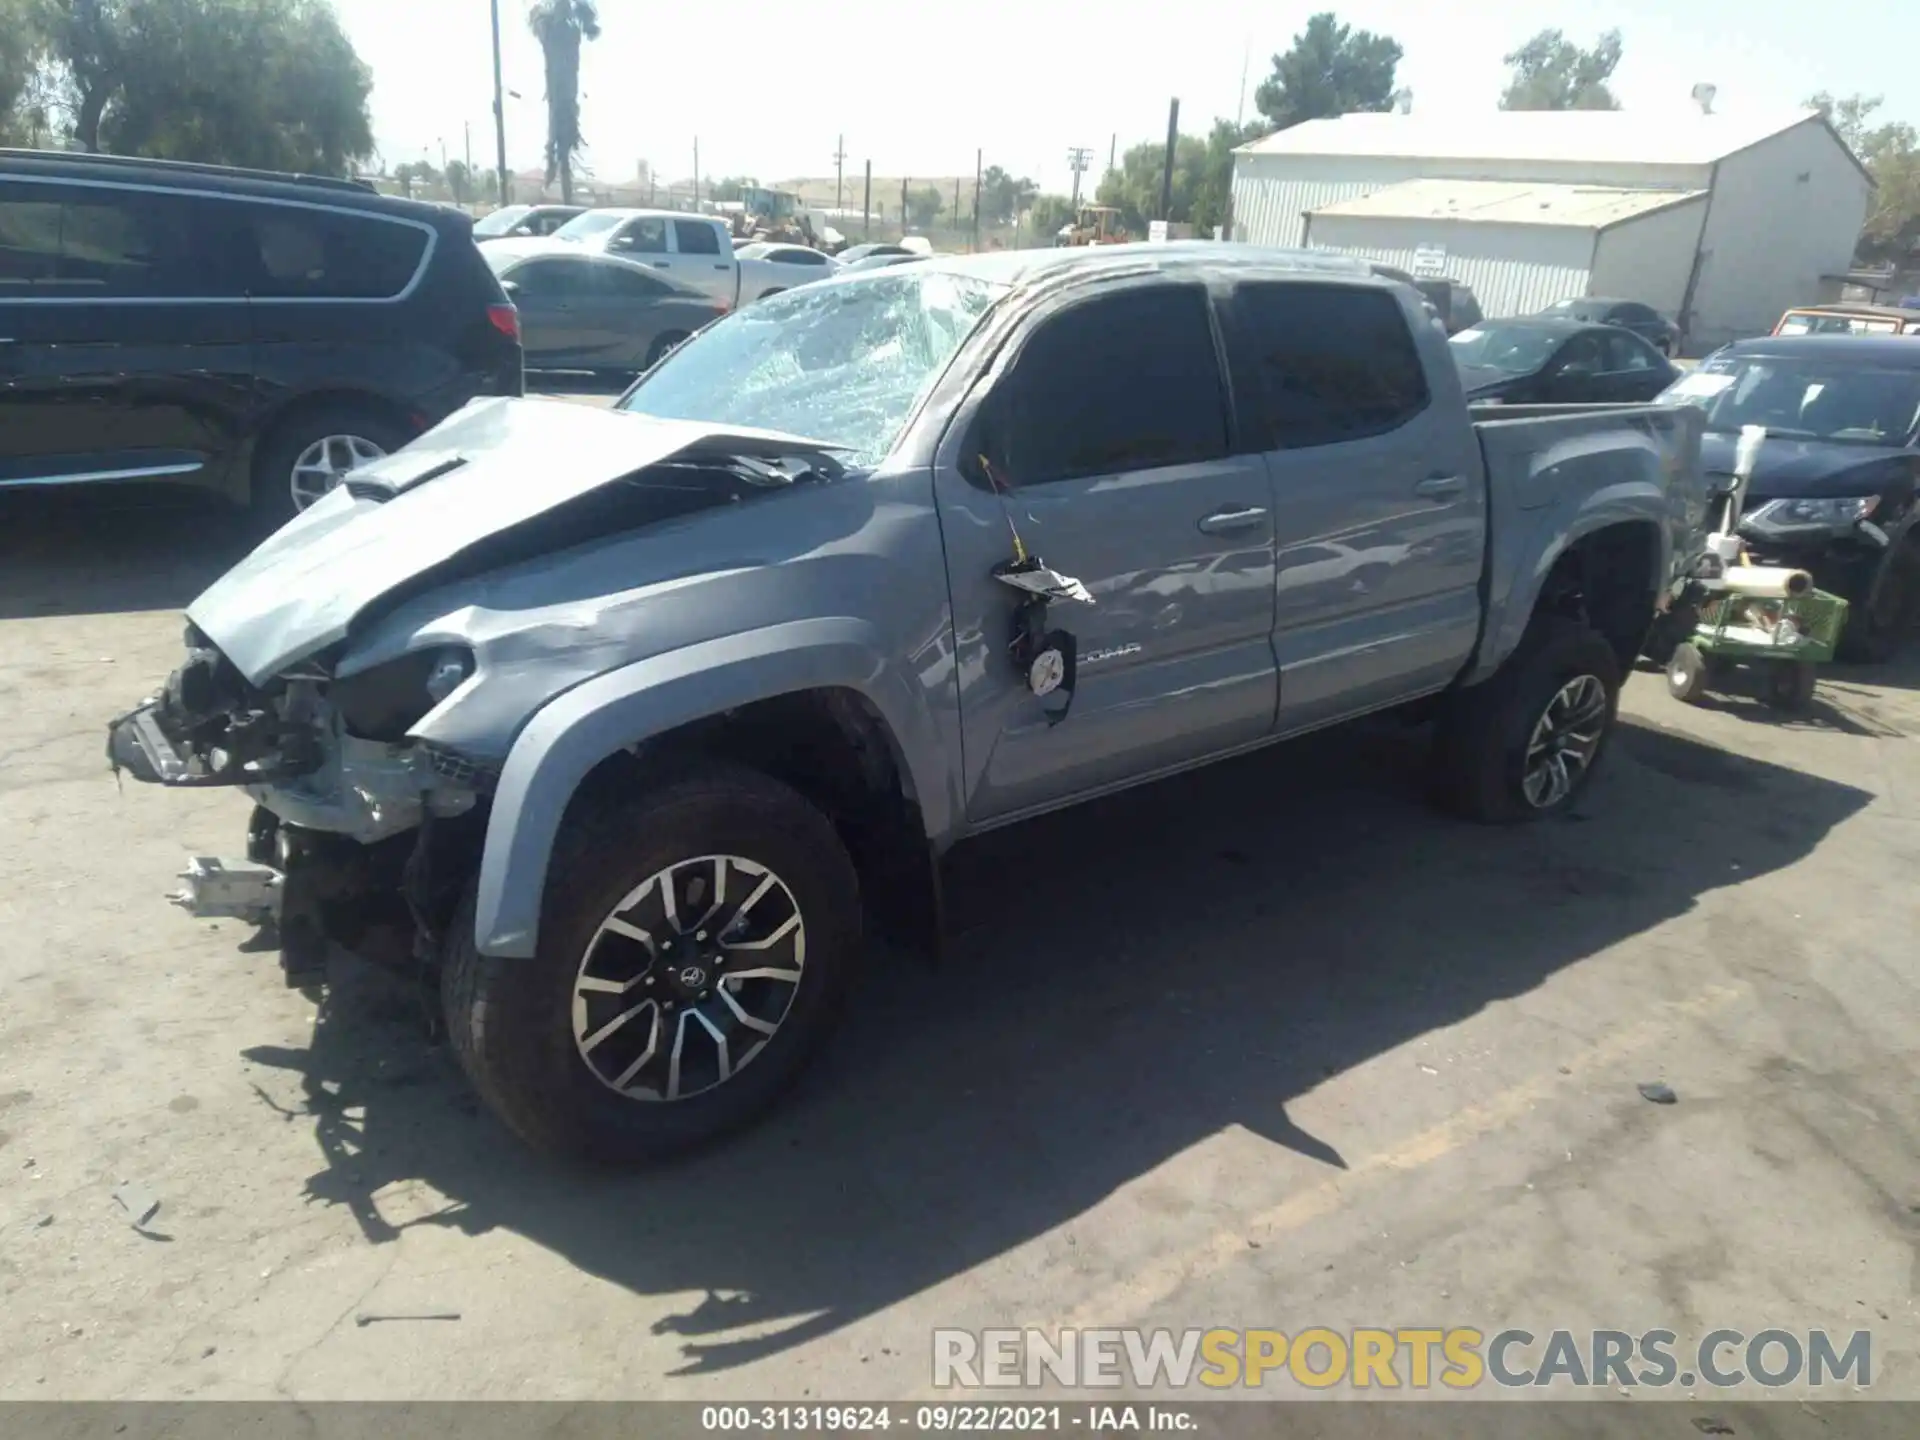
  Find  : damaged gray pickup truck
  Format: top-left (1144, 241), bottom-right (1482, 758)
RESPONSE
top-left (108, 244), bottom-right (1710, 1161)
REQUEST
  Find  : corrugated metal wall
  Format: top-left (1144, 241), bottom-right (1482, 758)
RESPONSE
top-left (1230, 152), bottom-right (1712, 249)
top-left (1301, 215), bottom-right (1597, 317)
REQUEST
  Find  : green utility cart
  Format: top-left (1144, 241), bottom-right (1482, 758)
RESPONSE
top-left (1664, 588), bottom-right (1851, 710)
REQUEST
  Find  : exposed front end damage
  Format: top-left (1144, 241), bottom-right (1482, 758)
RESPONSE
top-left (107, 398), bottom-right (847, 996)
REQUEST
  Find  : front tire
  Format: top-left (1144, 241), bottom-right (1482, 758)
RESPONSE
top-left (1666, 642), bottom-right (1711, 704)
top-left (1434, 616), bottom-right (1622, 823)
top-left (441, 763), bottom-right (863, 1163)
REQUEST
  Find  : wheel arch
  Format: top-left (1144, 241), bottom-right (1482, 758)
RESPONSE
top-left (1472, 515), bottom-right (1666, 683)
top-left (472, 618), bottom-right (953, 959)
top-left (245, 388), bottom-right (424, 487)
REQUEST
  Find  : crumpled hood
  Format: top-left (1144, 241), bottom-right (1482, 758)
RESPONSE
top-left (1699, 430), bottom-right (1918, 501)
top-left (189, 397), bottom-right (840, 684)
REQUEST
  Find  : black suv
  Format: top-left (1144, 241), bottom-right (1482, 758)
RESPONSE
top-left (0, 150), bottom-right (523, 520)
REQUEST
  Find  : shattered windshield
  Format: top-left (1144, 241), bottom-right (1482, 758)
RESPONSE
top-left (1448, 324), bottom-right (1561, 374)
top-left (618, 270), bottom-right (1007, 466)
top-left (1659, 356), bottom-right (1920, 444)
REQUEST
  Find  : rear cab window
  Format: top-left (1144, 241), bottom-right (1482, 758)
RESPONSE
top-left (672, 220), bottom-right (723, 255)
top-left (1224, 281), bottom-right (1430, 450)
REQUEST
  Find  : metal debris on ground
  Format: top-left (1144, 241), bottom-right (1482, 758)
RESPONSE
top-left (1638, 1081), bottom-right (1679, 1105)
top-left (353, 1312), bottom-right (462, 1327)
top-left (111, 1181), bottom-right (161, 1229)
top-left (1691, 1419), bottom-right (1735, 1436)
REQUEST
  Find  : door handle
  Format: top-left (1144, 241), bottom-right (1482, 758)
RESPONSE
top-left (1197, 505), bottom-right (1268, 535)
top-left (713, 263), bottom-right (730, 269)
top-left (1414, 474), bottom-right (1465, 500)
top-left (649, 261), bottom-right (669, 269)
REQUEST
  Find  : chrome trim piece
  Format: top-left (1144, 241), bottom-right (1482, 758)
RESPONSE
top-left (0, 461), bottom-right (204, 488)
top-left (0, 172), bottom-right (439, 304)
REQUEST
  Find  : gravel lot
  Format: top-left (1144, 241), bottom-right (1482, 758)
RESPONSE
top-left (1, 479), bottom-right (1917, 1407)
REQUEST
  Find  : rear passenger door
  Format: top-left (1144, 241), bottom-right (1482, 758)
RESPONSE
top-left (503, 257), bottom-right (602, 369)
top-left (667, 218), bottom-right (736, 305)
top-left (0, 179), bottom-right (254, 495)
top-left (939, 280), bottom-right (1278, 822)
top-left (1219, 280), bottom-right (1486, 734)
top-left (1597, 329), bottom-right (1669, 400)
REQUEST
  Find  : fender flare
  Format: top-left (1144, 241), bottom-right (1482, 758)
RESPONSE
top-left (1470, 500), bottom-right (1670, 686)
top-left (471, 617), bottom-right (953, 958)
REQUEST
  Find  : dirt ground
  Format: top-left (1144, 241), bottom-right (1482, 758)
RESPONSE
top-left (1, 484), bottom-right (1917, 1408)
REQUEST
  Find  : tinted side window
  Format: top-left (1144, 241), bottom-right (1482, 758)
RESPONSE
top-left (0, 182), bottom-right (209, 296)
top-left (1604, 332), bottom-right (1656, 372)
top-left (1557, 334), bottom-right (1607, 372)
top-left (996, 284), bottom-right (1228, 485)
top-left (241, 205), bottom-right (428, 299)
top-left (1231, 282), bottom-right (1430, 449)
top-left (595, 264), bottom-right (673, 298)
top-left (505, 259), bottom-right (591, 297)
top-left (674, 219), bottom-right (721, 255)
top-left (785, 249), bottom-right (827, 266)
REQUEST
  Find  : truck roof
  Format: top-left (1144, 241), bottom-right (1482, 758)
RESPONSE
top-left (913, 241), bottom-right (1386, 294)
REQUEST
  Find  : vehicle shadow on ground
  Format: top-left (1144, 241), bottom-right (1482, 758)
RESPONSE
top-left (0, 489), bottom-right (262, 621)
top-left (240, 712), bottom-right (1872, 1376)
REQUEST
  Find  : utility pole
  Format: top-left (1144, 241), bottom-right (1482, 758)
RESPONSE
top-left (693, 138), bottom-right (700, 208)
top-left (901, 176), bottom-right (909, 230)
top-left (1159, 98), bottom-right (1180, 222)
top-left (489, 0), bottom-right (510, 206)
top-left (1237, 38), bottom-right (1251, 126)
top-left (1108, 132), bottom-right (1117, 177)
top-left (464, 121), bottom-right (472, 176)
top-left (833, 135), bottom-right (847, 211)
top-left (863, 160), bottom-right (871, 238)
top-left (1066, 145), bottom-right (1093, 211)
top-left (953, 177), bottom-right (960, 228)
top-left (972, 148), bottom-right (981, 252)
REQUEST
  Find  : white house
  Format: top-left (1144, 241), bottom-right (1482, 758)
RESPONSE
top-left (1230, 110), bottom-right (1873, 351)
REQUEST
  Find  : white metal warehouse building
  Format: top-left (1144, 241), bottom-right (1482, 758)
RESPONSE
top-left (1230, 110), bottom-right (1873, 352)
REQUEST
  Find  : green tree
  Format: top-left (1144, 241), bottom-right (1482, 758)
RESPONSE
top-left (1095, 133), bottom-right (1208, 233)
top-left (444, 158), bottom-right (475, 204)
top-left (1193, 118), bottom-right (1269, 237)
top-left (1809, 92), bottom-right (1920, 264)
top-left (393, 159), bottom-right (440, 198)
top-left (28, 0), bottom-right (373, 173)
top-left (1499, 29), bottom-right (1623, 111)
top-left (905, 183), bottom-right (943, 229)
top-left (978, 165), bottom-right (1038, 226)
top-left (1254, 12), bottom-right (1402, 131)
top-left (528, 0), bottom-right (599, 204)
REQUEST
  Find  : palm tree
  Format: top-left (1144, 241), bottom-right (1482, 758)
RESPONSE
top-left (527, 0), bottom-right (599, 204)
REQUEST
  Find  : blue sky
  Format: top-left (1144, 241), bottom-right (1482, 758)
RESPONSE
top-left (335, 0), bottom-right (1915, 193)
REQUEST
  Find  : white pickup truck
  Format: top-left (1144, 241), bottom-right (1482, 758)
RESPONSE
top-left (481, 208), bottom-right (836, 309)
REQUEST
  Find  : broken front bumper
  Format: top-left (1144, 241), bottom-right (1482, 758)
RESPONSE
top-left (107, 701), bottom-right (220, 787)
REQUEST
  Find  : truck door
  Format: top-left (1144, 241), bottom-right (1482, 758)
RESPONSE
top-left (937, 279), bottom-right (1278, 823)
top-left (1218, 279), bottom-right (1486, 734)
top-left (668, 218), bottom-right (736, 306)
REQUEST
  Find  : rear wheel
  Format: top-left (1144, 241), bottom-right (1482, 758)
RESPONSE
top-left (441, 763), bottom-right (863, 1163)
top-left (1434, 616), bottom-right (1621, 823)
top-left (251, 405), bottom-right (410, 525)
top-left (1837, 545), bottom-right (1918, 663)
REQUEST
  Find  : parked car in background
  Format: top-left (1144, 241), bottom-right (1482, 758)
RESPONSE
top-left (482, 209), bottom-right (822, 308)
top-left (1542, 297), bottom-right (1681, 355)
top-left (1450, 317), bottom-right (1680, 404)
top-left (0, 148), bottom-right (522, 522)
top-left (110, 244), bottom-right (1712, 1160)
top-left (834, 242), bottom-right (915, 266)
top-left (472, 203), bottom-right (587, 242)
top-left (1659, 335), bottom-right (1920, 660)
top-left (483, 249), bottom-right (727, 378)
top-left (1772, 304), bottom-right (1920, 338)
top-left (840, 252), bottom-right (927, 273)
top-left (732, 241), bottom-right (841, 285)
